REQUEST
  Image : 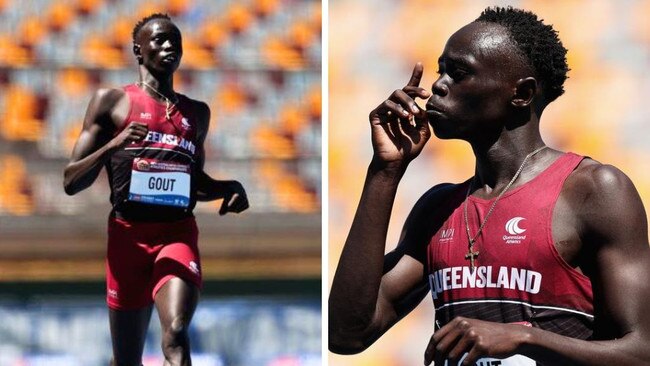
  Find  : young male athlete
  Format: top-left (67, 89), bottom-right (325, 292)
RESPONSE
top-left (329, 7), bottom-right (650, 365)
top-left (64, 13), bottom-right (248, 366)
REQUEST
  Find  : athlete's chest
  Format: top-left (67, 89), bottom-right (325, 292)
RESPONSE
top-left (428, 166), bottom-right (586, 273)
top-left (127, 100), bottom-right (198, 156)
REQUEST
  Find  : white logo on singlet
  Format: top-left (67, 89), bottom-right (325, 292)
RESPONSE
top-left (189, 261), bottom-right (200, 275)
top-left (439, 228), bottom-right (455, 243)
top-left (503, 217), bottom-right (527, 244)
top-left (140, 112), bottom-right (152, 119)
top-left (108, 289), bottom-right (118, 298)
top-left (505, 217), bottom-right (526, 235)
top-left (181, 117), bottom-right (191, 130)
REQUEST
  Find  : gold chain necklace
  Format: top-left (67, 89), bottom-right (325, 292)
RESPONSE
top-left (463, 145), bottom-right (548, 271)
top-left (138, 81), bottom-right (177, 120)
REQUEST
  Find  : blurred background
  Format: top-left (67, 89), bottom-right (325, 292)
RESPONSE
top-left (0, 0), bottom-right (321, 365)
top-left (329, 0), bottom-right (650, 365)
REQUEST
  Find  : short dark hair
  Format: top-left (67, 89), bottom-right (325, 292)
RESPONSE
top-left (132, 13), bottom-right (172, 43)
top-left (475, 6), bottom-right (569, 103)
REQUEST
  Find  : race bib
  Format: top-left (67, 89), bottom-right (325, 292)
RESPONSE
top-left (444, 354), bottom-right (536, 366)
top-left (128, 158), bottom-right (191, 208)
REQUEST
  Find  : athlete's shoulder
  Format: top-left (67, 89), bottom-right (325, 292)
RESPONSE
top-left (569, 157), bottom-right (636, 195)
top-left (413, 182), bottom-right (465, 211)
top-left (179, 94), bottom-right (210, 124)
top-left (405, 181), bottom-right (466, 227)
top-left (84, 87), bottom-right (129, 129)
top-left (91, 87), bottom-right (127, 107)
top-left (179, 94), bottom-right (209, 112)
top-left (567, 157), bottom-right (644, 230)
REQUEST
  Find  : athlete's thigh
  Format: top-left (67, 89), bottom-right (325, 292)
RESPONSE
top-left (109, 305), bottom-right (153, 366)
top-left (154, 277), bottom-right (200, 331)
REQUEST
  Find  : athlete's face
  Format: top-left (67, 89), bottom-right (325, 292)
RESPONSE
top-left (134, 19), bottom-right (183, 75)
top-left (426, 22), bottom-right (531, 141)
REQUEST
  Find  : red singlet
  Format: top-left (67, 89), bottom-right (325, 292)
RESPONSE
top-left (427, 152), bottom-right (594, 340)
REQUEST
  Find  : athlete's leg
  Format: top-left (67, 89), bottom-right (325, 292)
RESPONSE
top-left (109, 305), bottom-right (153, 366)
top-left (154, 277), bottom-right (200, 366)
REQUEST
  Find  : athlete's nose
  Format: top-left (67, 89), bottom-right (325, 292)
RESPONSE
top-left (431, 77), bottom-right (449, 97)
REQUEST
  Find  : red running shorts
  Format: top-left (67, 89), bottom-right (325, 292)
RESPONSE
top-left (106, 216), bottom-right (202, 310)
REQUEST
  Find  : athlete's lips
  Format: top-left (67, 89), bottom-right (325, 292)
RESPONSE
top-left (161, 53), bottom-right (179, 62)
top-left (425, 102), bottom-right (446, 116)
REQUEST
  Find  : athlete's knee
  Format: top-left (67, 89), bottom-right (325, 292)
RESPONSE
top-left (162, 315), bottom-right (190, 349)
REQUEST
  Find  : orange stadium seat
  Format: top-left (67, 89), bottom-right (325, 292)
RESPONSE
top-left (199, 21), bottom-right (228, 50)
top-left (136, 1), bottom-right (166, 19)
top-left (253, 0), bottom-right (280, 18)
top-left (111, 17), bottom-right (136, 48)
top-left (216, 83), bottom-right (248, 114)
top-left (58, 68), bottom-right (91, 96)
top-left (1, 85), bottom-right (44, 141)
top-left (76, 0), bottom-right (104, 16)
top-left (261, 37), bottom-right (306, 70)
top-left (279, 104), bottom-right (306, 136)
top-left (0, 36), bottom-right (33, 66)
top-left (225, 3), bottom-right (255, 35)
top-left (180, 36), bottom-right (216, 69)
top-left (82, 36), bottom-right (127, 68)
top-left (0, 155), bottom-right (35, 216)
top-left (47, 2), bottom-right (76, 33)
top-left (166, 0), bottom-right (191, 16)
top-left (258, 161), bottom-right (317, 212)
top-left (19, 15), bottom-right (48, 48)
top-left (288, 21), bottom-right (316, 51)
top-left (252, 123), bottom-right (296, 158)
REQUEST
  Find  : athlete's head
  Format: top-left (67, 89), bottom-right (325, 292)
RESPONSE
top-left (132, 13), bottom-right (183, 75)
top-left (426, 6), bottom-right (568, 142)
top-left (476, 7), bottom-right (569, 104)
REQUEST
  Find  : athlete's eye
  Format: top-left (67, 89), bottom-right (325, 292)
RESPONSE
top-left (448, 68), bottom-right (468, 82)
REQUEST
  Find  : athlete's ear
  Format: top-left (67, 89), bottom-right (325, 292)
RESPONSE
top-left (133, 43), bottom-right (143, 64)
top-left (511, 77), bottom-right (537, 108)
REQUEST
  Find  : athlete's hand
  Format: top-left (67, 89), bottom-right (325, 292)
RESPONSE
top-left (369, 62), bottom-right (432, 170)
top-left (424, 317), bottom-right (531, 365)
top-left (219, 180), bottom-right (249, 215)
top-left (110, 122), bottom-right (149, 148)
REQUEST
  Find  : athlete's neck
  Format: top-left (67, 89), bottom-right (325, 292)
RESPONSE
top-left (470, 128), bottom-right (548, 198)
top-left (138, 69), bottom-right (175, 101)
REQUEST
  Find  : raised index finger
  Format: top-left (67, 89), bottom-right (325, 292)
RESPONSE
top-left (406, 62), bottom-right (424, 87)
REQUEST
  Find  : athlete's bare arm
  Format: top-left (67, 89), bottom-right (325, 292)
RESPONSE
top-left (329, 63), bottom-right (435, 353)
top-left (191, 100), bottom-right (249, 215)
top-left (64, 88), bottom-right (146, 195)
top-left (425, 162), bottom-right (650, 365)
